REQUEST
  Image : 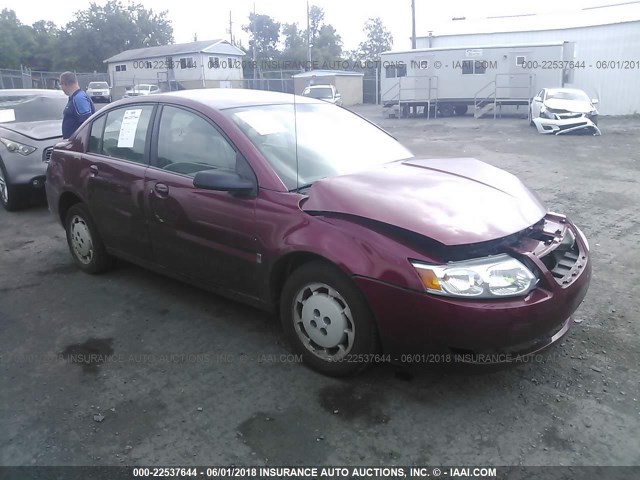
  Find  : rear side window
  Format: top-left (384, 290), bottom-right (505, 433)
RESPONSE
top-left (88, 105), bottom-right (154, 163)
top-left (88, 115), bottom-right (106, 153)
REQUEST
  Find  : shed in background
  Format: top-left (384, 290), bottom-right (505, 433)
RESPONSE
top-left (293, 70), bottom-right (364, 106)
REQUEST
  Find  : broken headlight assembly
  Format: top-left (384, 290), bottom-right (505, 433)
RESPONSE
top-left (411, 254), bottom-right (537, 299)
top-left (539, 108), bottom-right (557, 120)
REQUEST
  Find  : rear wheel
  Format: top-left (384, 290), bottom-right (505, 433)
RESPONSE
top-left (0, 161), bottom-right (24, 212)
top-left (280, 261), bottom-right (379, 376)
top-left (65, 203), bottom-right (114, 273)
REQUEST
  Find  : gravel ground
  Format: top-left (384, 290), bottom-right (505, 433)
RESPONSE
top-left (0, 106), bottom-right (638, 468)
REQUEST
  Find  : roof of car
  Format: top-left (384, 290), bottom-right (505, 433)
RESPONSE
top-left (155, 88), bottom-right (322, 109)
top-left (546, 88), bottom-right (587, 94)
top-left (0, 89), bottom-right (66, 97)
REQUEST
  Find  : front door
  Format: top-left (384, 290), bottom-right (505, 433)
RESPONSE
top-left (145, 104), bottom-right (259, 297)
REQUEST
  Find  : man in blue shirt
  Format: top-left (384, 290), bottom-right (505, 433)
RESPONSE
top-left (60, 71), bottom-right (96, 139)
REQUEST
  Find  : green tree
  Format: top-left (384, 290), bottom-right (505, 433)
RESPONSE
top-left (56, 0), bottom-right (173, 72)
top-left (243, 13), bottom-right (281, 62)
top-left (306, 6), bottom-right (342, 65)
top-left (0, 9), bottom-right (36, 69)
top-left (314, 25), bottom-right (342, 65)
top-left (280, 23), bottom-right (307, 64)
top-left (308, 5), bottom-right (324, 42)
top-left (26, 21), bottom-right (60, 71)
top-left (355, 17), bottom-right (393, 62)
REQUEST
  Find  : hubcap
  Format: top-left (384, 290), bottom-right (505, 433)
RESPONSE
top-left (293, 282), bottom-right (355, 361)
top-left (70, 215), bottom-right (94, 264)
top-left (0, 168), bottom-right (8, 204)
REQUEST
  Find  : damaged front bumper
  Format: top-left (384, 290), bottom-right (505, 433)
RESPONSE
top-left (533, 116), bottom-right (601, 135)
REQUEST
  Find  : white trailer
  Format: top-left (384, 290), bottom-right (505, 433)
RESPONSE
top-left (380, 42), bottom-right (575, 118)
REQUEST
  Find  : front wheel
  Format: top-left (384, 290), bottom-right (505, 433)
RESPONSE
top-left (65, 203), bottom-right (114, 273)
top-left (528, 108), bottom-right (535, 126)
top-left (280, 261), bottom-right (379, 376)
top-left (0, 161), bottom-right (24, 211)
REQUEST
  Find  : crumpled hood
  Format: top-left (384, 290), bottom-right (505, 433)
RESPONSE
top-left (544, 98), bottom-right (594, 113)
top-left (302, 158), bottom-right (547, 246)
top-left (0, 120), bottom-right (62, 141)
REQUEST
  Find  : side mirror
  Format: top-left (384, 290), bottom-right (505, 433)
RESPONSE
top-left (533, 96), bottom-right (542, 102)
top-left (193, 170), bottom-right (255, 196)
top-left (591, 98), bottom-right (599, 105)
top-left (335, 93), bottom-right (342, 99)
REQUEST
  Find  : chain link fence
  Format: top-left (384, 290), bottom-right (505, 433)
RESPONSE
top-left (1, 67), bottom-right (380, 104)
top-left (0, 68), bottom-right (109, 90)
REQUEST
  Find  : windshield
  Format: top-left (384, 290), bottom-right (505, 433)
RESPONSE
top-left (88, 82), bottom-right (109, 89)
top-left (304, 87), bottom-right (333, 99)
top-left (546, 90), bottom-right (590, 102)
top-left (0, 94), bottom-right (67, 123)
top-left (226, 103), bottom-right (413, 190)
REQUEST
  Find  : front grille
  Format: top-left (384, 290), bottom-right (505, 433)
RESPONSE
top-left (43, 147), bottom-right (53, 163)
top-left (557, 113), bottom-right (583, 120)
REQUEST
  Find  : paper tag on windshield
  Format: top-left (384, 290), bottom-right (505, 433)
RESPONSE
top-left (0, 109), bottom-right (16, 123)
top-left (235, 110), bottom-right (286, 135)
top-left (117, 109), bottom-right (142, 148)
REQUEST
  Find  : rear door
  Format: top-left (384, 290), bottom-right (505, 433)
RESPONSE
top-left (144, 104), bottom-right (259, 297)
top-left (84, 104), bottom-right (156, 260)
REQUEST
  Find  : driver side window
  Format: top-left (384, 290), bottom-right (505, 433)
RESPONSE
top-left (156, 105), bottom-right (237, 176)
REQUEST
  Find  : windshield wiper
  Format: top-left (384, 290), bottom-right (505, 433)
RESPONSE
top-left (290, 182), bottom-right (315, 193)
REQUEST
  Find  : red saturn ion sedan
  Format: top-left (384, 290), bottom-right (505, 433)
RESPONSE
top-left (46, 89), bottom-right (591, 376)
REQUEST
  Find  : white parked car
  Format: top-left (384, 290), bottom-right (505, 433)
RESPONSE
top-left (86, 82), bottom-right (111, 103)
top-left (529, 88), bottom-right (600, 135)
top-left (302, 85), bottom-right (343, 106)
top-left (123, 84), bottom-right (161, 98)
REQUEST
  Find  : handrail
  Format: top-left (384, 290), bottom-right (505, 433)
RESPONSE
top-left (382, 82), bottom-right (399, 101)
top-left (474, 73), bottom-right (536, 119)
top-left (474, 80), bottom-right (495, 109)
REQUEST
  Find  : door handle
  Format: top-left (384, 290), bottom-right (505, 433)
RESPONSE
top-left (154, 183), bottom-right (169, 197)
top-left (89, 165), bottom-right (98, 177)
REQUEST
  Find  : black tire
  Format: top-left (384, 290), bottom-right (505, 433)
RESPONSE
top-left (0, 160), bottom-right (24, 212)
top-left (438, 104), bottom-right (454, 117)
top-left (64, 203), bottom-right (114, 274)
top-left (280, 261), bottom-right (379, 377)
top-left (528, 108), bottom-right (535, 126)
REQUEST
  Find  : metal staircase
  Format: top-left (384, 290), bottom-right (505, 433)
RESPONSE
top-left (474, 73), bottom-right (535, 119)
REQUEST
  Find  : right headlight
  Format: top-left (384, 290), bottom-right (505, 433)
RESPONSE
top-left (411, 254), bottom-right (537, 299)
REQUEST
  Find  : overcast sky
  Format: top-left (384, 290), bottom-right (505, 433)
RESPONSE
top-left (4, 0), bottom-right (618, 51)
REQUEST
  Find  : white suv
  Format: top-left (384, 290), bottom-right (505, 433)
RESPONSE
top-left (86, 82), bottom-right (111, 103)
top-left (123, 84), bottom-right (161, 98)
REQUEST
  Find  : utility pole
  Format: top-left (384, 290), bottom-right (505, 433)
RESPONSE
top-left (228, 11), bottom-right (234, 45)
top-left (252, 2), bottom-right (257, 82)
top-left (411, 0), bottom-right (416, 49)
top-left (306, 0), bottom-right (312, 68)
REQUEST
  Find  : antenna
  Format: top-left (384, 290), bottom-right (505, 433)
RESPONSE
top-left (306, 1), bottom-right (312, 66)
top-left (294, 77), bottom-right (300, 190)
